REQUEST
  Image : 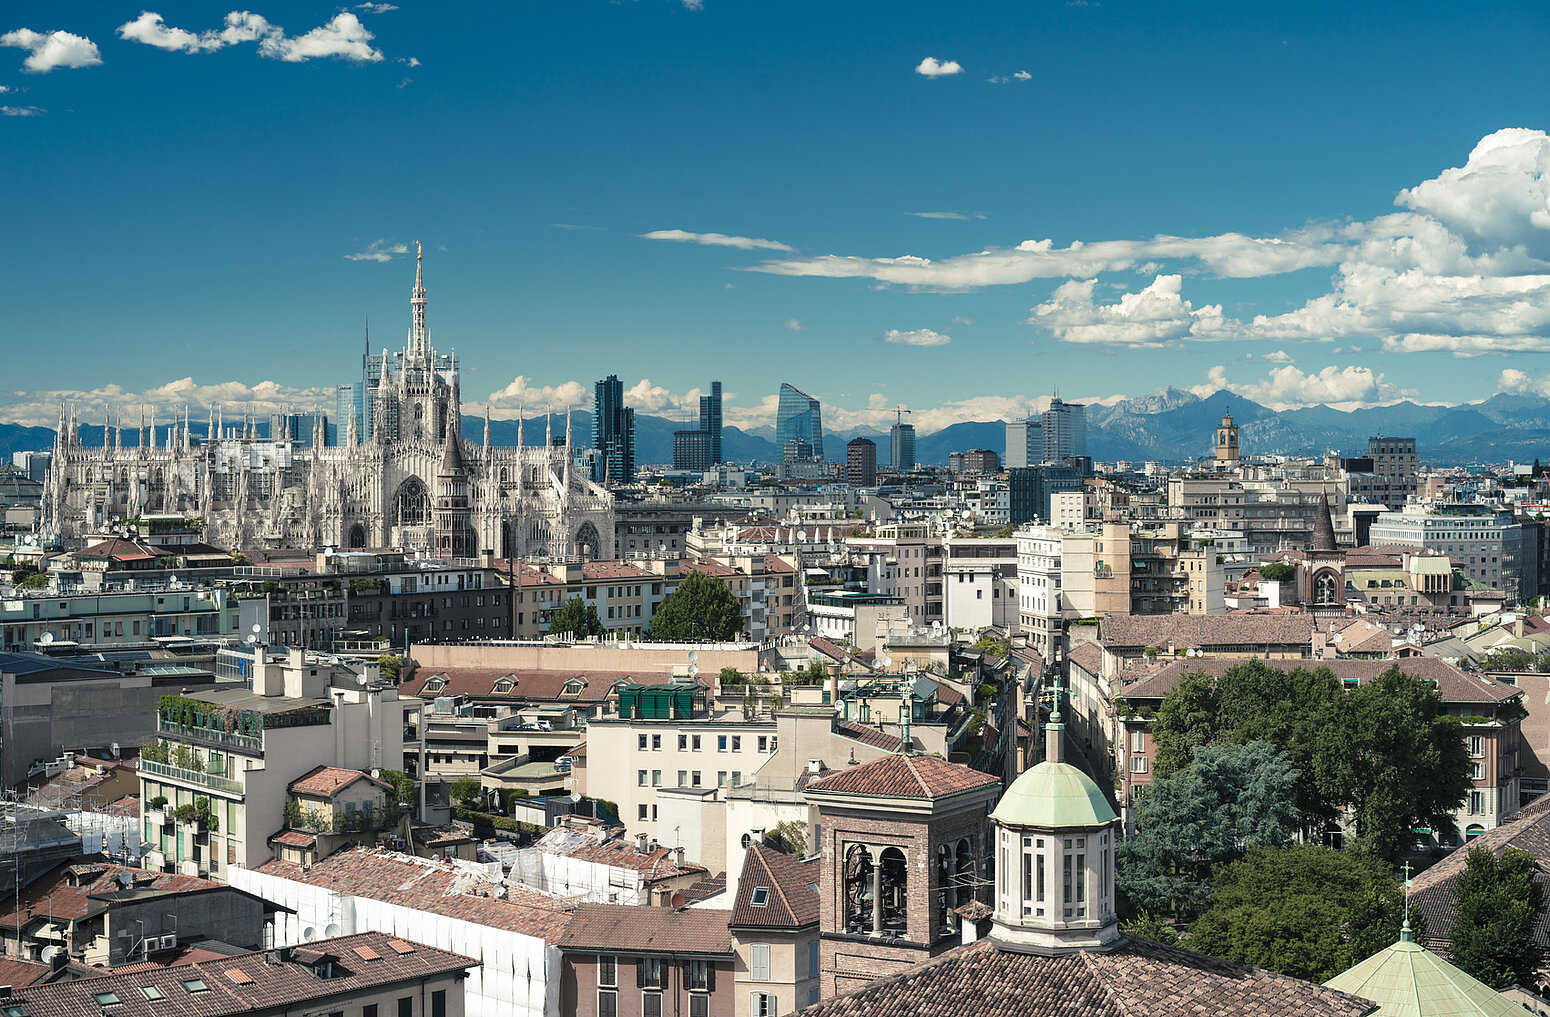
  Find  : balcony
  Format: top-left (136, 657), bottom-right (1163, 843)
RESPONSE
top-left (157, 720), bottom-right (263, 755)
top-left (141, 758), bottom-right (244, 794)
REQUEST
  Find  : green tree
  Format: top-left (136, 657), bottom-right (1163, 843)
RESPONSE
top-left (1119, 911), bottom-right (1179, 946)
top-left (1117, 740), bottom-right (1299, 920)
top-left (969, 635), bottom-right (1012, 659)
top-left (1448, 845), bottom-right (1545, 989)
top-left (770, 819), bottom-right (808, 857)
top-left (1313, 666), bottom-right (1470, 859)
top-left (379, 769), bottom-right (415, 806)
top-left (376, 653), bottom-right (405, 682)
top-left (549, 596), bottom-right (605, 639)
top-left (647, 572), bottom-right (743, 641)
top-left (1152, 670), bottom-right (1220, 779)
top-left (1189, 844), bottom-right (1413, 983)
top-left (717, 666), bottom-right (746, 689)
top-left (1258, 562), bottom-right (1297, 582)
top-left (1484, 648), bottom-right (1536, 672)
top-left (449, 778), bottom-right (483, 808)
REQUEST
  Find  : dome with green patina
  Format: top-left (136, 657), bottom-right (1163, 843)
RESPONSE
top-left (1323, 927), bottom-right (1533, 1016)
top-left (990, 756), bottom-right (1118, 829)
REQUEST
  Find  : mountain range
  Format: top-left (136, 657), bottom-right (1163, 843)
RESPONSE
top-left (5, 389), bottom-right (1549, 467)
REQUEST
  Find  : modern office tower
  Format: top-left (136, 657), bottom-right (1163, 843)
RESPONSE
top-left (335, 382), bottom-right (374, 445)
top-left (270, 413), bottom-right (327, 446)
top-left (674, 379), bottom-right (723, 469)
top-left (847, 437), bottom-right (877, 486)
top-left (1008, 465), bottom-right (1084, 525)
top-left (699, 380), bottom-right (723, 464)
top-left (890, 422), bottom-right (916, 472)
top-left (775, 383), bottom-right (824, 461)
top-left (673, 429), bottom-right (714, 470)
top-left (1366, 436), bottom-right (1419, 509)
top-left (1005, 417), bottom-right (1043, 468)
top-left (1042, 398), bottom-right (1086, 463)
top-left (595, 374), bottom-right (635, 484)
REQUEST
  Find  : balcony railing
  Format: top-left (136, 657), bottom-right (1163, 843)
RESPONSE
top-left (141, 758), bottom-right (244, 794)
top-left (158, 720), bottom-right (264, 754)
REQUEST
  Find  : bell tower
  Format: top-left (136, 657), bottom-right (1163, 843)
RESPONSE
top-left (804, 752), bottom-right (1002, 998)
top-left (1214, 410), bottom-right (1240, 471)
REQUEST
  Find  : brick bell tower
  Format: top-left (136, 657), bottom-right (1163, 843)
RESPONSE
top-left (803, 752), bottom-right (1003, 998)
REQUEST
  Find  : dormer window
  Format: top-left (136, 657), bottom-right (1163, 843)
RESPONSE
top-left (562, 679), bottom-right (586, 696)
top-left (493, 677), bottom-right (515, 694)
top-left (422, 677), bottom-right (446, 693)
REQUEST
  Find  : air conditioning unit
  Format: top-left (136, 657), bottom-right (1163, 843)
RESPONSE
top-left (159, 935), bottom-right (178, 952)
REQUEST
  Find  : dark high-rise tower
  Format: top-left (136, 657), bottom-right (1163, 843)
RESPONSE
top-left (698, 380), bottom-right (723, 464)
top-left (594, 374), bottom-right (635, 484)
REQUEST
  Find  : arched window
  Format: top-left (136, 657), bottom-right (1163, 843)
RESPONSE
top-left (843, 845), bottom-right (874, 933)
top-left (347, 524), bottom-right (367, 549)
top-left (878, 847), bottom-right (908, 933)
top-left (1315, 571), bottom-right (1338, 605)
top-left (396, 478), bottom-right (429, 526)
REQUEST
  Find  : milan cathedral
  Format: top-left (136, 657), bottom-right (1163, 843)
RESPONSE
top-left (45, 247), bottom-right (616, 558)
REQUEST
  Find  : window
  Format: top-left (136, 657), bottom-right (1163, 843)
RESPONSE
top-left (399, 997), bottom-right (414, 1017)
top-left (1130, 755), bottom-right (1148, 774)
top-left (678, 770), bottom-right (689, 787)
top-left (1130, 730), bottom-right (1145, 752)
top-left (692, 771), bottom-right (702, 787)
top-left (638, 804), bottom-right (650, 821)
top-left (750, 887), bottom-right (770, 907)
top-left (687, 959), bottom-right (711, 990)
top-left (365, 1007), bottom-right (379, 1017)
top-left (751, 992), bottom-right (776, 1017)
top-left (598, 992), bottom-right (618, 1017)
top-left (639, 770), bottom-right (649, 787)
top-left (731, 736), bottom-right (741, 751)
top-left (642, 993), bottom-right (663, 1017)
top-left (718, 735), bottom-right (728, 752)
top-left (652, 735), bottom-right (662, 751)
top-left (679, 735), bottom-right (689, 750)
top-left (749, 943), bottom-right (770, 981)
top-left (1470, 762), bottom-right (1485, 781)
top-left (1470, 790), bottom-right (1486, 814)
top-left (692, 735), bottom-right (701, 750)
top-left (639, 957), bottom-right (664, 988)
top-left (94, 992), bottom-right (122, 1006)
top-left (599, 955), bottom-right (618, 987)
top-left (690, 995), bottom-right (709, 1017)
top-left (432, 989), bottom-right (446, 1017)
top-left (652, 770), bottom-right (662, 786)
top-left (639, 735), bottom-right (649, 751)
top-left (1469, 735), bottom-right (1485, 758)
top-left (807, 939), bottom-right (819, 980)
top-left (758, 736), bottom-right (768, 752)
top-left (139, 986), bottom-right (165, 1001)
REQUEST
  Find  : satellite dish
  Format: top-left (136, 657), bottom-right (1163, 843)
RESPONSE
top-left (797, 529), bottom-right (807, 542)
top-left (687, 663), bottom-right (699, 678)
top-left (325, 923), bottom-right (342, 938)
top-left (40, 632), bottom-right (54, 645)
top-left (251, 623), bottom-right (262, 634)
top-left (880, 655), bottom-right (892, 668)
top-left (117, 870), bottom-right (133, 888)
top-left (246, 635), bottom-right (256, 645)
top-left (688, 650), bottom-right (699, 663)
top-left (357, 674), bottom-right (368, 686)
top-left (669, 891), bottom-right (687, 910)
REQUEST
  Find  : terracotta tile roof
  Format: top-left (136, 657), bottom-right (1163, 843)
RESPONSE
top-left (1100, 613), bottom-right (1315, 650)
top-left (0, 957), bottom-right (51, 987)
top-left (0, 861), bottom-right (223, 931)
top-left (762, 555), bottom-right (797, 574)
top-left (1068, 642), bottom-right (1104, 676)
top-left (730, 845), bottom-right (818, 930)
top-left (835, 721), bottom-right (902, 753)
top-left (796, 936), bottom-right (1373, 1017)
top-left (557, 903), bottom-right (732, 956)
top-left (287, 765), bottom-right (390, 799)
top-left (253, 848), bottom-right (573, 942)
top-left (565, 742), bottom-right (587, 757)
top-left (402, 666), bottom-right (635, 703)
top-left (924, 677), bottom-right (966, 707)
top-left (11, 931), bottom-right (475, 1017)
top-left (1118, 656), bottom-right (1520, 706)
top-left (680, 872), bottom-right (727, 904)
top-left (269, 830), bottom-right (317, 848)
top-left (803, 754), bottom-right (1000, 800)
top-left (532, 828), bottom-right (706, 879)
top-left (103, 794), bottom-right (142, 818)
top-left (1409, 793), bottom-right (1550, 954)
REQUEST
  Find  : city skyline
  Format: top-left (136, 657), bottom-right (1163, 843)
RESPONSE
top-left (3, 1), bottom-right (1550, 433)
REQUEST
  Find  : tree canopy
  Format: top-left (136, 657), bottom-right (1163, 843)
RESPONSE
top-left (1149, 661), bottom-right (1469, 858)
top-left (1448, 845), bottom-right (1545, 989)
top-left (647, 571), bottom-right (743, 641)
top-left (1189, 844), bottom-right (1414, 984)
top-left (549, 595), bottom-right (605, 639)
top-left (1117, 739), bottom-right (1299, 920)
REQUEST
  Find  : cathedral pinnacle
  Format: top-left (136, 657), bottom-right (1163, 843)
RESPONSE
top-left (410, 241), bottom-right (428, 355)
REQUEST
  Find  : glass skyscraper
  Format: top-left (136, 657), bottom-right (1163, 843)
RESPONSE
top-left (594, 374), bottom-right (635, 484)
top-left (775, 383), bottom-right (824, 461)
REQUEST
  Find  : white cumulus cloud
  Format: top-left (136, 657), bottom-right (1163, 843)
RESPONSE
top-left (116, 10), bottom-right (383, 63)
top-left (0, 28), bottom-right (102, 73)
top-left (1, 104), bottom-right (43, 116)
top-left (915, 57), bottom-right (962, 78)
top-left (355, 3), bottom-right (400, 12)
top-left (0, 378), bottom-right (335, 430)
top-left (881, 328), bottom-right (952, 347)
top-left (1030, 274), bottom-right (1227, 347)
top-left (485, 376), bottom-right (589, 414)
top-left (344, 240), bottom-right (409, 263)
top-left (639, 229), bottom-right (793, 252)
top-left (1190, 363), bottom-right (1410, 411)
top-left (784, 319), bottom-right (806, 331)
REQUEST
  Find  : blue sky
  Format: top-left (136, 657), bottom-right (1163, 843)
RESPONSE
top-left (3, 1), bottom-right (1550, 433)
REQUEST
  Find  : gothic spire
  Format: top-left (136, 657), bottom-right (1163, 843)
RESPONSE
top-left (410, 241), bottom-right (427, 356)
top-left (517, 402), bottom-right (525, 449)
top-left (483, 403), bottom-right (491, 451)
top-left (545, 406), bottom-right (552, 448)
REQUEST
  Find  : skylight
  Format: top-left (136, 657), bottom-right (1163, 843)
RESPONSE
top-left (94, 992), bottom-right (122, 1006)
top-left (751, 887), bottom-right (770, 906)
top-left (139, 986), bottom-right (165, 1000)
top-left (180, 977), bottom-right (209, 993)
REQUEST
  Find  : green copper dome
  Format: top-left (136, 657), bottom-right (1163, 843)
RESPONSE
top-left (991, 759), bottom-right (1118, 829)
top-left (1324, 936), bottom-right (1533, 1016)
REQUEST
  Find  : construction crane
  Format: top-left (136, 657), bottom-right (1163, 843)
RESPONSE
top-left (892, 406), bottom-right (912, 426)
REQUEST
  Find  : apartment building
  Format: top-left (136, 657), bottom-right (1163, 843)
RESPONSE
top-left (0, 587), bottom-right (239, 653)
top-left (940, 537), bottom-right (1017, 632)
top-left (140, 648), bottom-right (409, 876)
top-left (846, 523), bottom-right (942, 627)
top-left (1369, 502), bottom-right (1531, 605)
top-left (508, 559), bottom-right (680, 639)
top-left (558, 905), bottom-right (735, 1017)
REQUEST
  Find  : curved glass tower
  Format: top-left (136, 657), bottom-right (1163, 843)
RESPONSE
top-left (775, 383), bottom-right (824, 461)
